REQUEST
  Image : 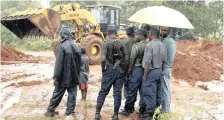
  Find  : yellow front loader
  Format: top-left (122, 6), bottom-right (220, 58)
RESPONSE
top-left (1, 3), bottom-right (125, 64)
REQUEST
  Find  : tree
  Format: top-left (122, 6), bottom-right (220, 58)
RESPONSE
top-left (208, 1), bottom-right (223, 40)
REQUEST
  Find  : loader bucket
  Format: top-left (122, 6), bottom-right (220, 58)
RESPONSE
top-left (1, 9), bottom-right (61, 39)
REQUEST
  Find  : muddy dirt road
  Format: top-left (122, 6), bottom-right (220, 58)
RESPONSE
top-left (1, 50), bottom-right (224, 120)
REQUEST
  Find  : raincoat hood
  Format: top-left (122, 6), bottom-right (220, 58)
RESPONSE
top-left (60, 25), bottom-right (73, 42)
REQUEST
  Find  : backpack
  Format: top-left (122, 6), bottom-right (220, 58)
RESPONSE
top-left (106, 39), bottom-right (124, 65)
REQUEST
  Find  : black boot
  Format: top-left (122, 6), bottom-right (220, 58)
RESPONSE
top-left (130, 107), bottom-right (135, 113)
top-left (138, 107), bottom-right (146, 119)
top-left (112, 108), bottom-right (119, 120)
top-left (95, 107), bottom-right (101, 120)
top-left (119, 105), bottom-right (133, 116)
top-left (44, 111), bottom-right (54, 117)
top-left (119, 109), bottom-right (130, 116)
top-left (145, 112), bottom-right (154, 120)
top-left (112, 114), bottom-right (119, 120)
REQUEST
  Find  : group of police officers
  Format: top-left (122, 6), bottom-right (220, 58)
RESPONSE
top-left (95, 25), bottom-right (176, 120)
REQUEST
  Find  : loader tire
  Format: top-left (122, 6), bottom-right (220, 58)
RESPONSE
top-left (81, 35), bottom-right (103, 65)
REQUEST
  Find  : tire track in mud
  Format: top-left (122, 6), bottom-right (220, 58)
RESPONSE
top-left (0, 59), bottom-right (54, 118)
top-left (1, 73), bottom-right (35, 82)
top-left (0, 87), bottom-right (22, 115)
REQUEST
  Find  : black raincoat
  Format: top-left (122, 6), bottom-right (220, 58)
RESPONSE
top-left (53, 26), bottom-right (81, 87)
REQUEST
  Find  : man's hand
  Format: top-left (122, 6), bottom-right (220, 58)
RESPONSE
top-left (143, 75), bottom-right (147, 81)
top-left (123, 75), bottom-right (129, 86)
top-left (127, 68), bottom-right (132, 75)
top-left (143, 63), bottom-right (150, 81)
top-left (54, 80), bottom-right (58, 86)
top-left (125, 74), bottom-right (129, 81)
top-left (125, 70), bottom-right (131, 80)
top-left (101, 61), bottom-right (107, 72)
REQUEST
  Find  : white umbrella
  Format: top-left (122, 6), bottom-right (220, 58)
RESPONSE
top-left (128, 6), bottom-right (194, 29)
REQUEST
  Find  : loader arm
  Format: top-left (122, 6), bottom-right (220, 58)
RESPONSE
top-left (57, 8), bottom-right (105, 40)
top-left (60, 9), bottom-right (97, 25)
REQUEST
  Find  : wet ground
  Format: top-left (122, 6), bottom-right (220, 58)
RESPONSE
top-left (0, 52), bottom-right (223, 120)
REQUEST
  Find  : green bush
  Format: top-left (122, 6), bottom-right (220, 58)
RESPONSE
top-left (8, 37), bottom-right (52, 51)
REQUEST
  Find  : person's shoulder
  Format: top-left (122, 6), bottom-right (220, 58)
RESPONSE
top-left (138, 40), bottom-right (145, 46)
top-left (131, 43), bottom-right (138, 50)
top-left (85, 55), bottom-right (89, 59)
top-left (72, 43), bottom-right (81, 53)
top-left (133, 42), bottom-right (139, 47)
top-left (145, 42), bottom-right (153, 49)
top-left (141, 40), bottom-right (148, 44)
top-left (146, 41), bottom-right (152, 46)
top-left (58, 43), bottom-right (65, 50)
top-left (157, 40), bottom-right (163, 44)
top-left (160, 41), bottom-right (166, 45)
top-left (72, 42), bottom-right (78, 48)
top-left (82, 55), bottom-right (88, 59)
top-left (163, 37), bottom-right (176, 45)
top-left (118, 39), bottom-right (126, 44)
top-left (159, 41), bottom-right (167, 48)
top-left (105, 39), bottom-right (113, 44)
top-left (125, 39), bottom-right (133, 44)
top-left (165, 36), bottom-right (174, 41)
top-left (134, 41), bottom-right (140, 45)
top-left (127, 37), bottom-right (135, 40)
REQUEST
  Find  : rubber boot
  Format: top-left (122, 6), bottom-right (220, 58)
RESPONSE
top-left (95, 107), bottom-right (101, 120)
top-left (138, 107), bottom-right (146, 119)
top-left (112, 108), bottom-right (119, 120)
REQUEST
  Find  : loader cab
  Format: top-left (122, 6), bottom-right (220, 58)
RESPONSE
top-left (87, 5), bottom-right (121, 36)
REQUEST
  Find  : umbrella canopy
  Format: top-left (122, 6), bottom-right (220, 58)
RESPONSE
top-left (128, 6), bottom-right (194, 29)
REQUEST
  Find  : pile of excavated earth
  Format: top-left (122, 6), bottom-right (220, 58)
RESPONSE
top-left (1, 45), bottom-right (54, 64)
top-left (173, 39), bottom-right (223, 85)
top-left (1, 45), bottom-right (33, 62)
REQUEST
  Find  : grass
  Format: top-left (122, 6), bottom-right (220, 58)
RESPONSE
top-left (202, 96), bottom-right (222, 106)
top-left (152, 106), bottom-right (185, 120)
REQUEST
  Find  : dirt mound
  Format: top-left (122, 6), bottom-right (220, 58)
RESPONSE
top-left (1, 45), bottom-right (55, 64)
top-left (1, 45), bottom-right (33, 61)
top-left (199, 40), bottom-right (223, 62)
top-left (173, 40), bottom-right (223, 85)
